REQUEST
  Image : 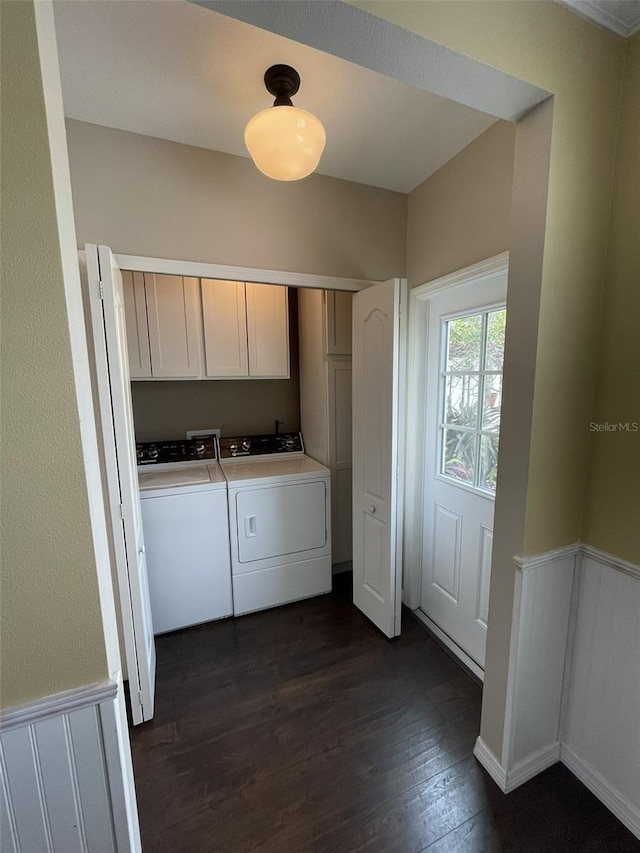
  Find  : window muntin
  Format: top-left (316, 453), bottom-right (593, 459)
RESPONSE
top-left (439, 308), bottom-right (505, 495)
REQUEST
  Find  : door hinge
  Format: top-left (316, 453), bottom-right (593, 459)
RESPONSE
top-left (98, 279), bottom-right (104, 300)
top-left (119, 503), bottom-right (125, 520)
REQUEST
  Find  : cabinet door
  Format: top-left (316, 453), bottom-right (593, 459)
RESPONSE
top-left (328, 360), bottom-right (353, 469)
top-left (144, 274), bottom-right (201, 378)
top-left (201, 279), bottom-right (249, 377)
top-left (246, 283), bottom-right (290, 378)
top-left (122, 271), bottom-right (152, 378)
top-left (326, 290), bottom-right (353, 355)
top-left (328, 359), bottom-right (353, 563)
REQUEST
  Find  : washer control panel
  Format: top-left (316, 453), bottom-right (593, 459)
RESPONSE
top-left (136, 437), bottom-right (216, 465)
top-left (219, 432), bottom-right (304, 459)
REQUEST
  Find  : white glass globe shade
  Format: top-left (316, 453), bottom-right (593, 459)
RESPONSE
top-left (244, 106), bottom-right (326, 181)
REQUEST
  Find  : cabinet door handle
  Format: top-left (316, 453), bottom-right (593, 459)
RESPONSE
top-left (245, 516), bottom-right (257, 538)
top-left (369, 506), bottom-right (376, 514)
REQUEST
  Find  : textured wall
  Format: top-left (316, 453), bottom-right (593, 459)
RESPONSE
top-left (407, 120), bottom-right (515, 287)
top-left (65, 120), bottom-right (407, 282)
top-left (582, 34), bottom-right (640, 563)
top-left (0, 1), bottom-right (107, 709)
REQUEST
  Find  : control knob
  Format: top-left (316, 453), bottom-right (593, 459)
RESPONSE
top-left (147, 446), bottom-right (159, 461)
top-left (284, 435), bottom-right (296, 450)
top-left (241, 439), bottom-right (251, 452)
top-left (229, 443), bottom-right (238, 455)
top-left (136, 447), bottom-right (144, 462)
top-left (195, 442), bottom-right (206, 456)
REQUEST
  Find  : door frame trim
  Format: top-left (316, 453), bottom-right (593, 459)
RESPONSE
top-left (113, 253), bottom-right (378, 293)
top-left (403, 253), bottom-right (510, 615)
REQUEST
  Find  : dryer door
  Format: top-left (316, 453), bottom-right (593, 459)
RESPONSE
top-left (235, 481), bottom-right (327, 564)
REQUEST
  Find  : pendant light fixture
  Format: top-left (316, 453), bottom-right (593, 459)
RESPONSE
top-left (244, 64), bottom-right (326, 181)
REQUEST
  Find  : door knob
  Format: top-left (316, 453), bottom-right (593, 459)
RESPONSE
top-left (138, 545), bottom-right (146, 554)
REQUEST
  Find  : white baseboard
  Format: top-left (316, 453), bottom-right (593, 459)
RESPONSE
top-left (561, 745), bottom-right (640, 839)
top-left (506, 741), bottom-right (561, 792)
top-left (474, 737), bottom-right (560, 794)
top-left (473, 736), bottom-right (507, 790)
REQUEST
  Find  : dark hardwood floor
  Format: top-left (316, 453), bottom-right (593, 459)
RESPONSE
top-left (130, 574), bottom-right (639, 852)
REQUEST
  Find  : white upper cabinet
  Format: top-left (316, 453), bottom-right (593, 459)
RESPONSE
top-left (326, 290), bottom-right (353, 355)
top-left (144, 274), bottom-right (201, 378)
top-left (122, 271), bottom-right (152, 379)
top-left (201, 279), bottom-right (249, 378)
top-left (121, 274), bottom-right (289, 381)
top-left (246, 283), bottom-right (290, 378)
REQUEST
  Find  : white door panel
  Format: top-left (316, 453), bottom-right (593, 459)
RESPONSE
top-left (352, 278), bottom-right (405, 638)
top-left (326, 290), bottom-right (353, 355)
top-left (86, 244), bottom-right (156, 724)
top-left (420, 271), bottom-right (507, 668)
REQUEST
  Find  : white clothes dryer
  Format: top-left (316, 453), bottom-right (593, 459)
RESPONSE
top-left (219, 433), bottom-right (332, 615)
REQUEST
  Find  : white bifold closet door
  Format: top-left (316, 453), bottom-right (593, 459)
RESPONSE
top-left (85, 244), bottom-right (156, 725)
top-left (352, 278), bottom-right (406, 639)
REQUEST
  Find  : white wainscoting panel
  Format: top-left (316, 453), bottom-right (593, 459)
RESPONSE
top-left (472, 543), bottom-right (640, 839)
top-left (507, 549), bottom-right (576, 769)
top-left (0, 679), bottom-right (140, 852)
top-left (562, 553), bottom-right (640, 837)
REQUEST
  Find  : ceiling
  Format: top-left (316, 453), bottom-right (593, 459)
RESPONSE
top-left (52, 1), bottom-right (497, 194)
top-left (557, 0), bottom-right (640, 36)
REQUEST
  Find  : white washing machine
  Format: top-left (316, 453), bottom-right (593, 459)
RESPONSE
top-left (137, 438), bottom-right (232, 633)
top-left (219, 433), bottom-right (332, 615)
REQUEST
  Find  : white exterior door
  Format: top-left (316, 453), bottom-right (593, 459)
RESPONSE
top-left (420, 272), bottom-right (507, 669)
top-left (352, 279), bottom-right (406, 638)
top-left (86, 244), bottom-right (156, 724)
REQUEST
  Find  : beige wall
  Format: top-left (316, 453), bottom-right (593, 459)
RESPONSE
top-left (0, 1), bottom-right (108, 709)
top-left (356, 0), bottom-right (625, 557)
top-left (407, 120), bottom-right (515, 287)
top-left (131, 292), bottom-right (301, 440)
top-left (65, 120), bottom-right (407, 281)
top-left (582, 33), bottom-right (640, 562)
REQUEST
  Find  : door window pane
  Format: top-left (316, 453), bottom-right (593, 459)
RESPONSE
top-left (479, 434), bottom-right (500, 492)
top-left (444, 374), bottom-right (479, 429)
top-left (485, 309), bottom-right (506, 371)
top-left (482, 374), bottom-right (502, 432)
top-left (445, 314), bottom-right (482, 371)
top-left (442, 428), bottom-right (476, 485)
top-left (439, 306), bottom-right (506, 493)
